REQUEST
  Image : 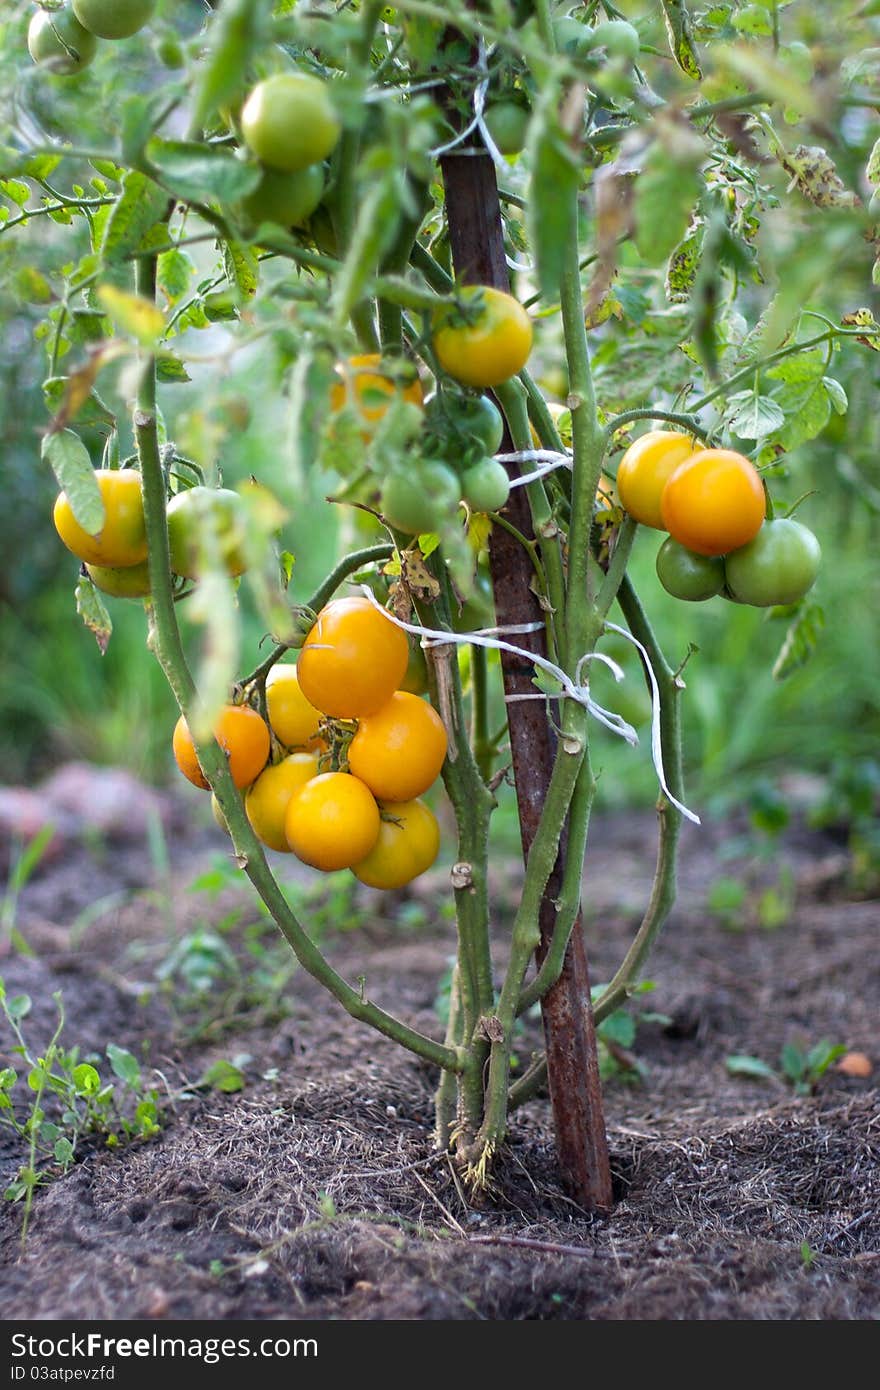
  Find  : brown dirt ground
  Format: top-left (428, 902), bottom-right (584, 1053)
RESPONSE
top-left (0, 785), bottom-right (877, 1322)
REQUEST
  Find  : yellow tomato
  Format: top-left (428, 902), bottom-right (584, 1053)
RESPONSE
top-left (53, 469), bottom-right (147, 569)
top-left (348, 692), bottom-right (447, 802)
top-left (329, 353), bottom-right (423, 428)
top-left (284, 771), bottom-right (380, 871)
top-left (432, 286), bottom-right (533, 389)
top-left (265, 665), bottom-right (323, 748)
top-left (172, 705), bottom-right (270, 790)
top-left (297, 596), bottom-right (409, 719)
top-left (661, 448), bottom-right (766, 557)
top-left (615, 431), bottom-right (699, 530)
top-left (352, 799), bottom-right (440, 890)
top-left (245, 752), bottom-right (320, 852)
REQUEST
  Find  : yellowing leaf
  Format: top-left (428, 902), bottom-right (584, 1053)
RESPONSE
top-left (97, 286), bottom-right (165, 347)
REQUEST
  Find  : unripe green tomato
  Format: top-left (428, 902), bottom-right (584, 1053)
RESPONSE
top-left (167, 486), bottom-right (249, 580)
top-left (424, 391), bottom-right (505, 458)
top-left (484, 101), bottom-right (530, 157)
top-left (586, 19), bottom-right (641, 63)
top-left (461, 457), bottom-right (511, 514)
top-left (156, 35), bottom-right (184, 69)
top-left (240, 164), bottom-right (325, 230)
top-left (552, 17), bottom-right (586, 52)
top-left (86, 559), bottom-right (152, 599)
top-left (723, 518), bottom-right (821, 608)
top-left (72, 0), bottom-right (156, 40)
top-left (28, 8), bottom-right (97, 74)
top-left (656, 537), bottom-right (725, 602)
top-left (240, 73), bottom-right (341, 174)
top-left (381, 461), bottom-right (460, 535)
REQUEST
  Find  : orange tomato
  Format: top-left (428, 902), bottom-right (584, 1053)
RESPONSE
top-left (661, 448), bottom-right (766, 557)
top-left (329, 353), bottom-right (423, 428)
top-left (172, 704), bottom-right (270, 790)
top-left (432, 286), bottom-right (532, 389)
top-left (284, 771), bottom-right (380, 871)
top-left (296, 596), bottom-right (409, 719)
top-left (348, 692), bottom-right (447, 802)
top-left (245, 752), bottom-right (320, 852)
top-left (615, 430), bottom-right (699, 530)
top-left (265, 665), bottom-right (323, 748)
top-left (352, 799), bottom-right (440, 889)
top-left (53, 469), bottom-right (147, 569)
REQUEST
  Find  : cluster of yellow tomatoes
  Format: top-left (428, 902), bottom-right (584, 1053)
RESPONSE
top-left (173, 597), bottom-right (447, 891)
top-left (615, 431), bottom-right (821, 607)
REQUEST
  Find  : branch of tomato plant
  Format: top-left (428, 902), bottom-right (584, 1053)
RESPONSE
top-left (132, 253), bottom-right (459, 1075)
top-left (415, 559), bottom-right (495, 1145)
top-left (602, 408), bottom-right (714, 449)
top-left (689, 326), bottom-right (871, 414)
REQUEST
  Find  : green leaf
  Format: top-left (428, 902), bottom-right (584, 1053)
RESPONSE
top-left (726, 389), bottom-right (785, 439)
top-left (731, 4), bottom-right (773, 35)
top-left (193, 0), bottom-right (272, 128)
top-left (726, 1054), bottom-right (778, 1081)
top-left (866, 134), bottom-right (880, 185)
top-left (780, 1042), bottom-right (805, 1082)
top-left (71, 1063), bottom-right (101, 1096)
top-left (772, 601), bottom-right (824, 681)
top-left (97, 285), bottom-right (165, 347)
top-left (75, 576), bottom-right (113, 656)
top-left (5, 995), bottom-right (31, 1022)
top-left (660, 0), bottom-right (702, 79)
top-left (54, 1137), bottom-right (75, 1166)
top-left (634, 135), bottom-right (703, 266)
top-left (804, 1040), bottom-right (847, 1077)
top-left (41, 431), bottom-right (103, 533)
top-left (147, 140), bottom-right (261, 206)
top-left (156, 353), bottom-right (191, 384)
top-left (198, 1059), bottom-right (246, 1094)
top-left (330, 170), bottom-right (403, 325)
top-left (0, 1067), bottom-right (18, 1091)
top-left (822, 377), bottom-right (848, 414)
top-left (598, 1010), bottom-right (637, 1048)
top-left (221, 240), bottom-right (260, 300)
top-left (665, 217), bottom-right (704, 302)
top-left (43, 377), bottom-right (116, 430)
top-left (527, 95), bottom-right (582, 299)
top-left (101, 171), bottom-right (169, 263)
top-left (157, 249), bottom-right (195, 304)
top-left (106, 1044), bottom-right (140, 1088)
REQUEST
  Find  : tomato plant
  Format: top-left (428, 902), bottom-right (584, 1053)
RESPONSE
top-left (18, 0), bottom-right (870, 1215)
top-left (661, 449), bottom-right (766, 557)
top-left (432, 286), bottom-right (533, 388)
top-left (53, 470), bottom-right (147, 569)
top-left (724, 519), bottom-right (822, 608)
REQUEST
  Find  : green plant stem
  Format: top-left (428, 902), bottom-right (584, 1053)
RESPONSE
top-left (594, 513), bottom-right (637, 621)
top-left (591, 574), bottom-right (684, 1022)
top-left (690, 327), bottom-right (871, 413)
top-left (470, 643), bottom-right (492, 782)
top-left (603, 407), bottom-right (712, 446)
top-left (516, 751), bottom-right (594, 1014)
top-left (133, 255), bottom-right (457, 1075)
top-left (435, 963), bottom-right (465, 1149)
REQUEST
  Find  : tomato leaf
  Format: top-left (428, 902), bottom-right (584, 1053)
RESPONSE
top-left (74, 576), bottom-right (113, 656)
top-left (660, 0), bottom-right (702, 80)
top-left (193, 0), bottom-right (272, 128)
top-left (527, 89), bottom-right (582, 299)
top-left (156, 353), bottom-right (191, 384)
top-left (42, 431), bottom-right (104, 534)
top-left (101, 171), bottom-right (169, 263)
top-left (725, 389), bottom-right (785, 439)
top-left (147, 139), bottom-right (261, 206)
top-left (97, 286), bottom-right (165, 348)
top-left (221, 240), bottom-right (260, 300)
top-left (43, 376), bottom-right (116, 431)
top-left (772, 600), bottom-right (824, 681)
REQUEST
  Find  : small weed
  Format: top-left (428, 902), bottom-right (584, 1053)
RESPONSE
top-left (0, 981), bottom-right (162, 1242)
top-left (800, 1240), bottom-right (817, 1270)
top-left (1, 825), bottom-right (55, 952)
top-left (726, 1038), bottom-right (847, 1094)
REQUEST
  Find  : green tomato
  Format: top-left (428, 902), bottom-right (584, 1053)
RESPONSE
top-left (461, 457), bottom-right (511, 514)
top-left (156, 35), bottom-right (184, 69)
top-left (484, 101), bottom-right (530, 157)
top-left (656, 537), bottom-right (725, 602)
top-left (240, 73), bottom-right (341, 174)
top-left (28, 7), bottom-right (97, 74)
top-left (72, 0), bottom-right (155, 40)
top-left (167, 486), bottom-right (249, 580)
top-left (86, 559), bottom-right (152, 599)
top-left (723, 518), bottom-right (821, 608)
top-left (552, 17), bottom-right (586, 52)
top-left (586, 20), bottom-right (641, 63)
top-left (424, 392), bottom-right (505, 457)
top-left (240, 164), bottom-right (325, 230)
top-left (381, 461), bottom-right (460, 535)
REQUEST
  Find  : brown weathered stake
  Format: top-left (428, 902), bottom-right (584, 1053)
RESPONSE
top-left (441, 148), bottom-right (613, 1213)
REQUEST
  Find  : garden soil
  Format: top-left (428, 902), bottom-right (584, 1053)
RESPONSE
top-left (0, 767), bottom-right (877, 1321)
